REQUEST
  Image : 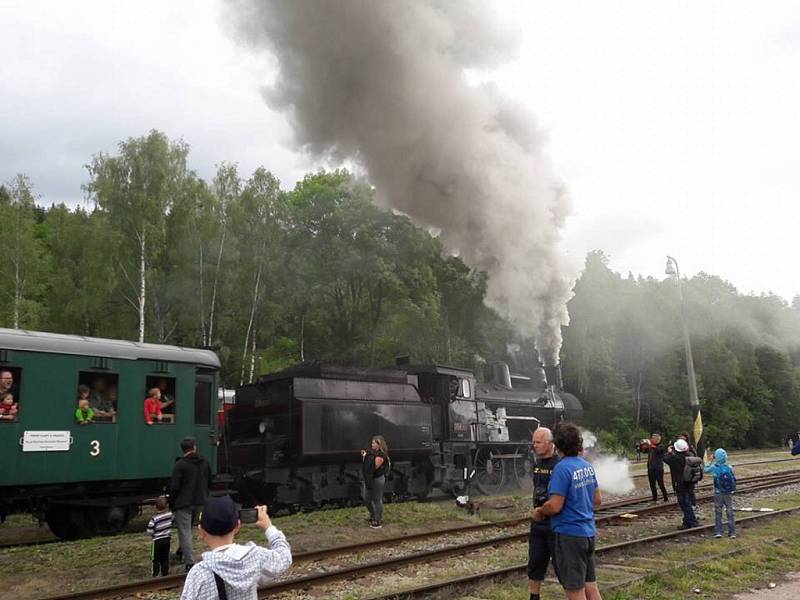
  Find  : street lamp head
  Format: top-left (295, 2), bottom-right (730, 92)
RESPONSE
top-left (665, 256), bottom-right (677, 277)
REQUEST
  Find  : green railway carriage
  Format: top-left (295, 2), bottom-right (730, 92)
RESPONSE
top-left (0, 328), bottom-right (221, 539)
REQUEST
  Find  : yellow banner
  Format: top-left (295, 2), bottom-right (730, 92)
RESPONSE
top-left (693, 412), bottom-right (703, 446)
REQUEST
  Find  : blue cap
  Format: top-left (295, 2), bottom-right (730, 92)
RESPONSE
top-left (200, 495), bottom-right (238, 536)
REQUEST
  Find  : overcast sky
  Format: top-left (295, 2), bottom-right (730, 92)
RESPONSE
top-left (2, 1), bottom-right (799, 301)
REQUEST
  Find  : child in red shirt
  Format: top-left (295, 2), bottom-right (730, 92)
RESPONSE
top-left (144, 388), bottom-right (163, 425)
top-left (0, 393), bottom-right (18, 421)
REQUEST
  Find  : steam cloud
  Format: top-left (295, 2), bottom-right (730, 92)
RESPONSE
top-left (225, 0), bottom-right (575, 364)
top-left (582, 429), bottom-right (635, 495)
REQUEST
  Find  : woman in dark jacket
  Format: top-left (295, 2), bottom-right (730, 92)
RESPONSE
top-left (361, 435), bottom-right (389, 529)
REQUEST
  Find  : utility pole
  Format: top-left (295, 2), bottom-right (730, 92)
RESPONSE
top-left (666, 256), bottom-right (704, 458)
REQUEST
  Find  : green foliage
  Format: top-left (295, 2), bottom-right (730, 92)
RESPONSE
top-left (6, 131), bottom-right (800, 451)
top-left (562, 251), bottom-right (800, 448)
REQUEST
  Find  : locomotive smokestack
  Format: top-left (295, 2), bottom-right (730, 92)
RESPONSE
top-left (488, 362), bottom-right (512, 389)
top-left (543, 364), bottom-right (563, 390)
top-left (224, 0), bottom-right (576, 363)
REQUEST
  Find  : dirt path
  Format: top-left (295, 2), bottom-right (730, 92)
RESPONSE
top-left (732, 572), bottom-right (800, 599)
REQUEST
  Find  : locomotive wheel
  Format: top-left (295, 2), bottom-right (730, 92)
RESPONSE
top-left (513, 447), bottom-right (533, 491)
top-left (46, 505), bottom-right (97, 540)
top-left (473, 446), bottom-right (505, 495)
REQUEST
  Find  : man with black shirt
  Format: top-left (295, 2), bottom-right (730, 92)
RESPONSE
top-left (647, 432), bottom-right (669, 503)
top-left (677, 432), bottom-right (698, 508)
top-left (527, 427), bottom-right (559, 600)
top-left (170, 437), bottom-right (212, 571)
top-left (664, 438), bottom-right (698, 529)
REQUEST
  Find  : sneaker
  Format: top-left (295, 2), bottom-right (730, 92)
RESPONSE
top-left (714, 534), bottom-right (722, 538)
top-left (370, 521), bottom-right (382, 529)
top-left (730, 534), bottom-right (737, 539)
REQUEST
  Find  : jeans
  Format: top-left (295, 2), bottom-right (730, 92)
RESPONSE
top-left (362, 475), bottom-right (385, 523)
top-left (676, 490), bottom-right (698, 528)
top-left (714, 492), bottom-right (736, 536)
top-left (174, 507), bottom-right (198, 566)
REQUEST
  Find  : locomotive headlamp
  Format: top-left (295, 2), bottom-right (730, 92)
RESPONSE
top-left (259, 420), bottom-right (267, 434)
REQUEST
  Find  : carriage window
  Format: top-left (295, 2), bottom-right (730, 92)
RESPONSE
top-left (146, 377), bottom-right (176, 424)
top-left (460, 378), bottom-right (471, 399)
top-left (79, 372), bottom-right (119, 424)
top-left (0, 367), bottom-right (20, 422)
top-left (194, 380), bottom-right (212, 426)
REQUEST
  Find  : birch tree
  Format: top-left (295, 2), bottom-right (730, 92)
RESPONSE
top-left (85, 131), bottom-right (189, 342)
top-left (229, 168), bottom-right (286, 384)
top-left (0, 175), bottom-right (50, 329)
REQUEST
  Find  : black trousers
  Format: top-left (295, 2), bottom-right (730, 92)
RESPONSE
top-left (648, 468), bottom-right (668, 501)
top-left (152, 537), bottom-right (171, 576)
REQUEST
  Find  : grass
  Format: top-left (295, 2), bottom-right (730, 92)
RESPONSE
top-left (0, 495), bottom-right (492, 599)
top-left (464, 492), bottom-right (800, 600)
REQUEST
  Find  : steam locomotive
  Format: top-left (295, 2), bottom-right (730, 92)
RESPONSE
top-left (222, 359), bottom-right (583, 510)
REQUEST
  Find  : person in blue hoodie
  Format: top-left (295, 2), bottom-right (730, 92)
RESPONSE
top-left (703, 448), bottom-right (737, 538)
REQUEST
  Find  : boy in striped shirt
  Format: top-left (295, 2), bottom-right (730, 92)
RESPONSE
top-left (147, 496), bottom-right (174, 576)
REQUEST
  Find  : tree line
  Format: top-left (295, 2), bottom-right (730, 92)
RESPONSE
top-left (2, 130), bottom-right (800, 448)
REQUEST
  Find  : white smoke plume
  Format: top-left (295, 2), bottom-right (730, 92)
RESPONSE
top-left (224, 0), bottom-right (576, 364)
top-left (581, 429), bottom-right (635, 495)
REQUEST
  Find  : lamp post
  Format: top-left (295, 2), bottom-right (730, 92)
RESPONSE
top-left (665, 256), bottom-right (704, 458)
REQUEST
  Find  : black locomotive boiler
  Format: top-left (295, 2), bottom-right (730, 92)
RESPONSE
top-left (222, 360), bottom-right (582, 510)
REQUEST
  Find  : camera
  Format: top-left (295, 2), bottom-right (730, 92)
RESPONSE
top-left (239, 508), bottom-right (258, 524)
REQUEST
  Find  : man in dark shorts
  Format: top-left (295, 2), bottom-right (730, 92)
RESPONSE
top-left (533, 422), bottom-right (602, 600)
top-left (528, 427), bottom-right (559, 600)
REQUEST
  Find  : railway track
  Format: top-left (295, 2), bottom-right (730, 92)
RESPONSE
top-left (11, 467), bottom-right (798, 554)
top-left (630, 455), bottom-right (798, 480)
top-left (36, 468), bottom-right (800, 600)
top-left (365, 507), bottom-right (800, 599)
top-left (4, 455), bottom-right (796, 552)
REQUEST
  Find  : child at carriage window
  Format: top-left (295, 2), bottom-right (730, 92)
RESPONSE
top-left (144, 388), bottom-right (163, 425)
top-left (0, 392), bottom-right (18, 421)
top-left (75, 397), bottom-right (94, 425)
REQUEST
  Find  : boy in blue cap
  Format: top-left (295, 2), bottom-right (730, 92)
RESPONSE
top-left (704, 448), bottom-right (737, 538)
top-left (180, 495), bottom-right (292, 600)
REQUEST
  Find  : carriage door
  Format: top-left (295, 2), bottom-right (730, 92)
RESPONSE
top-left (193, 370), bottom-right (217, 470)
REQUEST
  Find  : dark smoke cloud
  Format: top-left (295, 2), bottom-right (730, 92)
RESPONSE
top-left (224, 0), bottom-right (575, 365)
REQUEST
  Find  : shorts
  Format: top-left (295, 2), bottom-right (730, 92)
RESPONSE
top-left (552, 532), bottom-right (596, 590)
top-left (527, 523), bottom-right (554, 580)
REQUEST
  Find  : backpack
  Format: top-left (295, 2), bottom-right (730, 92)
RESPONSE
top-left (716, 465), bottom-right (736, 493)
top-left (683, 456), bottom-right (704, 484)
top-left (383, 455), bottom-right (392, 480)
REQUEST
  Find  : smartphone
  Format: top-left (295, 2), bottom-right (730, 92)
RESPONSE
top-left (239, 508), bottom-right (258, 524)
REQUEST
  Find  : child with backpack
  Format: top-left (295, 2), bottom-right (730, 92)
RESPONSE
top-left (704, 448), bottom-right (737, 538)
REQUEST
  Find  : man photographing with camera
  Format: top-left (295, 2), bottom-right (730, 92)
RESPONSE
top-left (180, 495), bottom-right (292, 600)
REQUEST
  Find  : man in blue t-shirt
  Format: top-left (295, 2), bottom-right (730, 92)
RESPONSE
top-left (532, 422), bottom-right (602, 600)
